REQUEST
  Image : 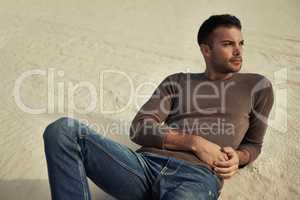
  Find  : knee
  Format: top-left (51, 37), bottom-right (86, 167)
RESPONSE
top-left (43, 117), bottom-right (77, 147)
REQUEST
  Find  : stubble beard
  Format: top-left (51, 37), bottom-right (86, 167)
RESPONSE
top-left (211, 57), bottom-right (242, 74)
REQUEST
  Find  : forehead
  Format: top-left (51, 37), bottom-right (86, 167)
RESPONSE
top-left (212, 26), bottom-right (243, 42)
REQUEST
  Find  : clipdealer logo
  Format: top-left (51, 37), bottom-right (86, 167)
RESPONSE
top-left (13, 67), bottom-right (287, 133)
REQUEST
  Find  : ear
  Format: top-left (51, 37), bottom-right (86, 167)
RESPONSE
top-left (200, 44), bottom-right (211, 57)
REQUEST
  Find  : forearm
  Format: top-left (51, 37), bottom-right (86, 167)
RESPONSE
top-left (130, 120), bottom-right (168, 148)
top-left (164, 129), bottom-right (250, 166)
top-left (163, 129), bottom-right (208, 153)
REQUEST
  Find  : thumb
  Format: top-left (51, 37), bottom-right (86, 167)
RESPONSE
top-left (223, 147), bottom-right (235, 154)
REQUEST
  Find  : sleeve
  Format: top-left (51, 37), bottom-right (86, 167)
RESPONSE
top-left (129, 73), bottom-right (180, 149)
top-left (238, 77), bottom-right (274, 167)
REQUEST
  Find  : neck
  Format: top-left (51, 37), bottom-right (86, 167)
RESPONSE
top-left (204, 68), bottom-right (235, 81)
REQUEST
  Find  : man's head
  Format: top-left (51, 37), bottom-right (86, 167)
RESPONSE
top-left (197, 14), bottom-right (244, 74)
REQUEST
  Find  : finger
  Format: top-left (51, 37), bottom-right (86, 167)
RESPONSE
top-left (223, 147), bottom-right (234, 153)
top-left (214, 165), bottom-right (238, 174)
top-left (223, 153), bottom-right (229, 161)
top-left (217, 171), bottom-right (236, 179)
top-left (223, 147), bottom-right (236, 157)
top-left (218, 153), bottom-right (229, 161)
top-left (214, 159), bottom-right (235, 167)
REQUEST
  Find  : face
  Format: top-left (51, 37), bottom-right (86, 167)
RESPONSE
top-left (203, 26), bottom-right (244, 73)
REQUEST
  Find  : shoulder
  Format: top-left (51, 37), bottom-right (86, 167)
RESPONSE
top-left (156, 72), bottom-right (183, 93)
top-left (236, 72), bottom-right (271, 81)
top-left (167, 72), bottom-right (206, 82)
top-left (238, 73), bottom-right (274, 106)
top-left (162, 72), bottom-right (185, 83)
top-left (236, 73), bottom-right (273, 88)
top-left (166, 72), bottom-right (184, 80)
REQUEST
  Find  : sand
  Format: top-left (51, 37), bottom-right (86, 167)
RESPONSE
top-left (0, 0), bottom-right (299, 199)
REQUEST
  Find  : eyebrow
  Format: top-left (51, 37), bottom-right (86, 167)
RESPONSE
top-left (220, 40), bottom-right (244, 44)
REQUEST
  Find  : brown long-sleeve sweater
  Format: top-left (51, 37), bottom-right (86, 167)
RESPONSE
top-left (129, 72), bottom-right (274, 187)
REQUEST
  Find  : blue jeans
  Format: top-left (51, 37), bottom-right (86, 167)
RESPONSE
top-left (43, 117), bottom-right (221, 200)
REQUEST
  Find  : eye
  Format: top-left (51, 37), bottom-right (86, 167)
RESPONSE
top-left (222, 43), bottom-right (231, 47)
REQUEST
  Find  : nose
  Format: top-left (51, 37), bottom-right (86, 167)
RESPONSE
top-left (233, 44), bottom-right (242, 56)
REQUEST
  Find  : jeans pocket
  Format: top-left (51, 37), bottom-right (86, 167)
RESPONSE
top-left (163, 161), bottom-right (183, 176)
top-left (140, 152), bottom-right (168, 159)
top-left (152, 158), bottom-right (171, 185)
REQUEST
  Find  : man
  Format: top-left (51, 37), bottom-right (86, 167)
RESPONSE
top-left (43, 14), bottom-right (274, 200)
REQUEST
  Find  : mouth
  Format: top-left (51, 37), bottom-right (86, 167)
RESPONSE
top-left (230, 59), bottom-right (242, 65)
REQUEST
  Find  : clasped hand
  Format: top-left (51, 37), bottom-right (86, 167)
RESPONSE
top-left (213, 147), bottom-right (239, 179)
top-left (193, 140), bottom-right (239, 179)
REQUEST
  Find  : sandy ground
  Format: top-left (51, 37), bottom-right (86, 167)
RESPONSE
top-left (0, 0), bottom-right (299, 199)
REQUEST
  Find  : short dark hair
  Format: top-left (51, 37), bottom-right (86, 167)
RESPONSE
top-left (197, 14), bottom-right (242, 46)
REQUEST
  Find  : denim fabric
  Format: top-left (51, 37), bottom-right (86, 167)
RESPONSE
top-left (43, 117), bottom-right (221, 200)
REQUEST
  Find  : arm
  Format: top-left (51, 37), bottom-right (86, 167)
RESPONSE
top-left (129, 73), bottom-right (179, 148)
top-left (129, 73), bottom-right (228, 166)
top-left (236, 149), bottom-right (250, 167)
top-left (162, 129), bottom-right (197, 152)
top-left (237, 77), bottom-right (274, 167)
top-left (163, 129), bottom-right (229, 166)
top-left (214, 77), bottom-right (274, 178)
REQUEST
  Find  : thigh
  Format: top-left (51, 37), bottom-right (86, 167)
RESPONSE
top-left (161, 181), bottom-right (217, 200)
top-left (56, 117), bottom-right (153, 200)
top-left (84, 132), bottom-right (154, 200)
top-left (154, 158), bottom-right (220, 200)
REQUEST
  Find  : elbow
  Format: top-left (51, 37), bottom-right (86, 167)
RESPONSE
top-left (249, 143), bottom-right (262, 162)
top-left (129, 123), bottom-right (141, 145)
top-left (238, 143), bottom-right (262, 165)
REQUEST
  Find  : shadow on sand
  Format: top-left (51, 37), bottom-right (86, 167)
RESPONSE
top-left (0, 179), bottom-right (117, 200)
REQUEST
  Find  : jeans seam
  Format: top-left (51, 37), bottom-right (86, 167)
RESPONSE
top-left (152, 158), bottom-right (171, 186)
top-left (160, 182), bottom-right (184, 200)
top-left (163, 161), bottom-right (183, 176)
top-left (85, 137), bottom-right (146, 181)
top-left (77, 159), bottom-right (90, 200)
top-left (201, 182), bottom-right (216, 200)
top-left (197, 165), bottom-right (222, 194)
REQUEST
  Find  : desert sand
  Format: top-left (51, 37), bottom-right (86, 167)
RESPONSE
top-left (0, 0), bottom-right (299, 199)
